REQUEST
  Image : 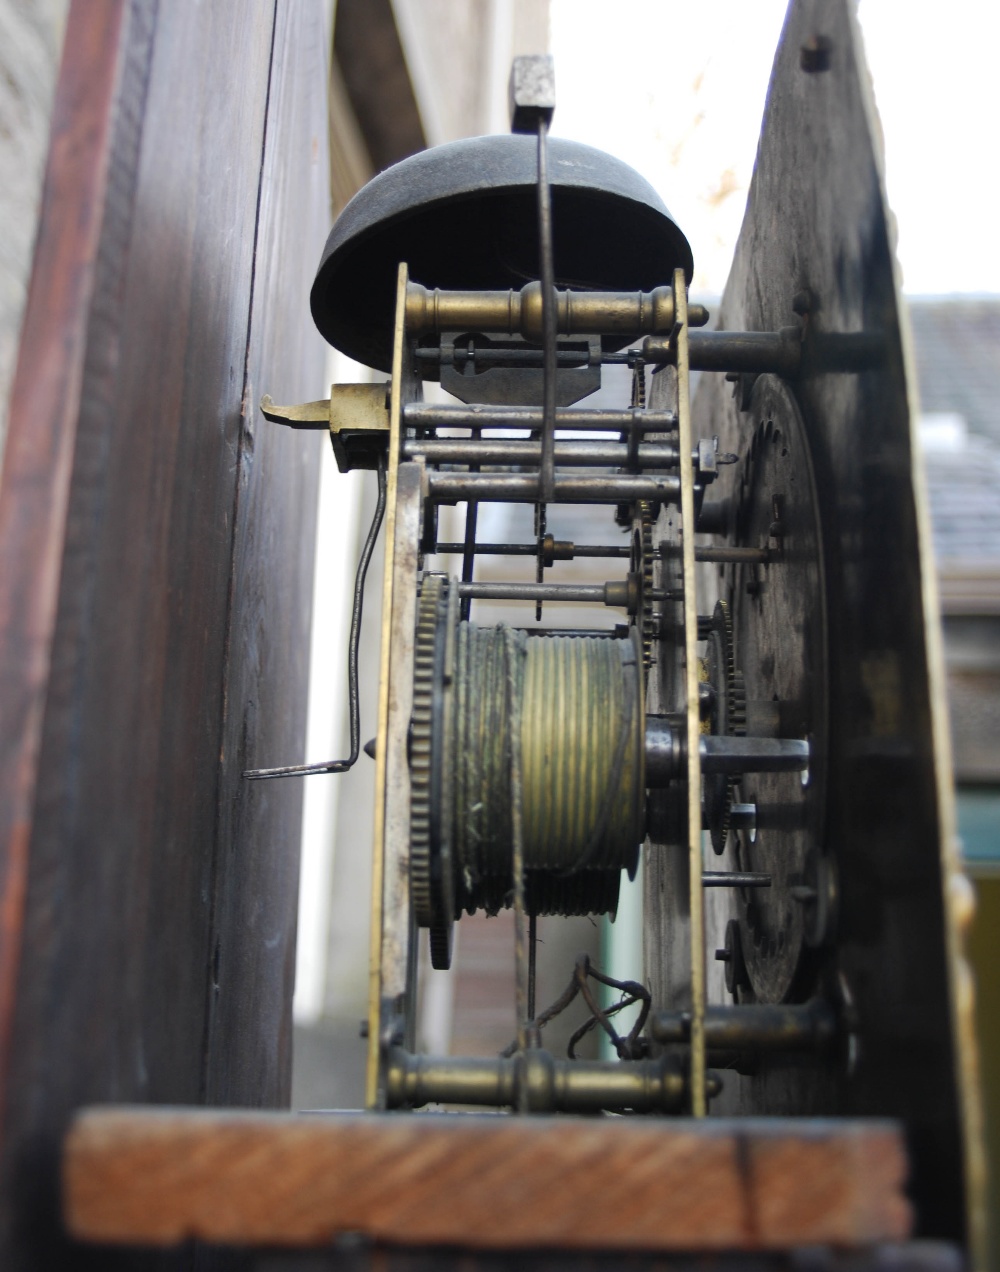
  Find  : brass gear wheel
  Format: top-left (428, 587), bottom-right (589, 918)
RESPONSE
top-left (705, 598), bottom-right (744, 855)
top-left (428, 910), bottom-right (452, 971)
top-left (409, 574), bottom-right (455, 967)
top-left (721, 598), bottom-right (747, 737)
top-left (409, 575), bottom-right (442, 929)
top-left (630, 502), bottom-right (657, 674)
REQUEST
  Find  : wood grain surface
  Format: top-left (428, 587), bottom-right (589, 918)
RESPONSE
top-left (0, 1), bottom-right (331, 1265)
top-left (661, 0), bottom-right (975, 1248)
top-left (64, 1108), bottom-right (912, 1251)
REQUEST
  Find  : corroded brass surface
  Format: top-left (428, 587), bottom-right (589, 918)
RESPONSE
top-left (366, 264), bottom-right (409, 1110)
top-left (449, 626), bottom-right (645, 911)
top-left (258, 382), bottom-right (389, 471)
top-left (520, 633), bottom-right (644, 871)
top-left (386, 1047), bottom-right (690, 1114)
top-left (405, 280), bottom-right (709, 343)
top-left (327, 382), bottom-right (389, 473)
top-left (674, 268), bottom-right (706, 1117)
top-left (259, 395), bottom-right (329, 426)
top-left (651, 1001), bottom-right (837, 1052)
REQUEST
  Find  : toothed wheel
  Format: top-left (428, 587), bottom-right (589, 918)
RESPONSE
top-left (630, 502), bottom-right (657, 674)
top-left (704, 599), bottom-right (743, 855)
top-left (728, 379), bottom-right (828, 1004)
top-left (729, 668), bottom-right (747, 735)
top-left (428, 925), bottom-right (452, 970)
top-left (409, 576), bottom-right (441, 928)
top-left (409, 574), bottom-right (455, 967)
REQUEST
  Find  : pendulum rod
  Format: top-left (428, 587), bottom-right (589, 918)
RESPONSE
top-left (537, 114), bottom-right (557, 503)
top-left (528, 913), bottom-right (537, 1023)
top-left (460, 488), bottom-right (478, 623)
top-left (674, 267), bottom-right (707, 1116)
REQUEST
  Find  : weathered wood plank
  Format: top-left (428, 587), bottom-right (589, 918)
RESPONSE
top-left (683, 0), bottom-right (979, 1252)
top-left (63, 1109), bottom-right (911, 1251)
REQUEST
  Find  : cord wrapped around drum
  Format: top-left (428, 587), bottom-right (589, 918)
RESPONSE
top-left (410, 575), bottom-right (646, 967)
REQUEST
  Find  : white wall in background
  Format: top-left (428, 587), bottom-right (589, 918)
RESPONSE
top-left (551, 0), bottom-right (1000, 298)
top-left (293, 351), bottom-right (370, 1024)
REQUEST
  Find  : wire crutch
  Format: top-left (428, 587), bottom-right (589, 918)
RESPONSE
top-left (244, 454), bottom-right (388, 779)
